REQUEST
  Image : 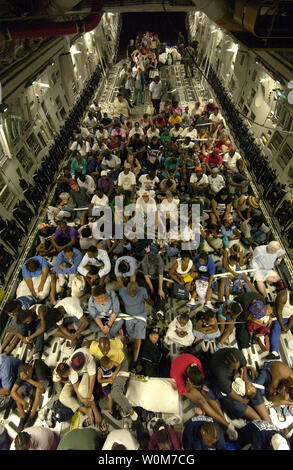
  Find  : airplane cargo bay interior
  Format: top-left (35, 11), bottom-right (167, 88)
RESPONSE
top-left (0, 0), bottom-right (293, 453)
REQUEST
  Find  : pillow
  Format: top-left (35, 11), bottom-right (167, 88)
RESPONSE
top-left (126, 377), bottom-right (180, 414)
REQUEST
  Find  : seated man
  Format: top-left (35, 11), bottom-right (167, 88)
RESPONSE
top-left (141, 328), bottom-right (170, 378)
top-left (268, 289), bottom-right (293, 360)
top-left (170, 353), bottom-right (237, 439)
top-left (208, 348), bottom-right (271, 423)
top-left (183, 417), bottom-right (226, 450)
top-left (119, 282), bottom-right (152, 372)
top-left (142, 253), bottom-right (166, 317)
top-left (53, 246), bottom-right (83, 294)
top-left (190, 167), bottom-right (209, 196)
top-left (217, 300), bottom-right (243, 348)
top-left (16, 256), bottom-right (54, 303)
top-left (56, 349), bottom-right (101, 426)
top-left (236, 421), bottom-right (290, 450)
top-left (14, 426), bottom-right (59, 450)
top-left (36, 223), bottom-right (56, 257)
top-left (117, 163), bottom-right (136, 200)
top-left (250, 241), bottom-right (285, 298)
top-left (97, 171), bottom-right (115, 200)
top-left (1, 297), bottom-right (37, 355)
top-left (85, 336), bottom-right (138, 421)
top-left (192, 252), bottom-right (216, 309)
top-left (0, 355), bottom-right (23, 409)
top-left (240, 215), bottom-right (271, 249)
top-left (87, 285), bottom-right (124, 338)
top-left (11, 360), bottom-right (51, 421)
top-left (51, 221), bottom-right (78, 253)
top-left (208, 168), bottom-right (225, 196)
top-left (15, 305), bottom-right (65, 357)
top-left (53, 297), bottom-right (89, 346)
top-left (77, 245), bottom-right (111, 287)
top-left (69, 181), bottom-right (90, 226)
top-left (115, 255), bottom-right (138, 288)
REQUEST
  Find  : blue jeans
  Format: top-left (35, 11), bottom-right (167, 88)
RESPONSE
top-left (253, 362), bottom-right (272, 394)
top-left (270, 318), bottom-right (293, 353)
top-left (18, 320), bottom-right (44, 354)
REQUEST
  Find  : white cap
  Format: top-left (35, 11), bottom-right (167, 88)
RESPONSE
top-left (101, 170), bottom-right (108, 176)
top-left (208, 99), bottom-right (214, 103)
top-left (271, 433), bottom-right (290, 450)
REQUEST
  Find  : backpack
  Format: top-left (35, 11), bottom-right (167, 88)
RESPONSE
top-left (52, 399), bottom-right (74, 422)
top-left (172, 282), bottom-right (190, 300)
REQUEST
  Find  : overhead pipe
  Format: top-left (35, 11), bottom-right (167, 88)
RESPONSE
top-left (4, 0), bottom-right (104, 40)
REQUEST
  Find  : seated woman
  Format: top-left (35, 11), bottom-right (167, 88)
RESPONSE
top-left (221, 217), bottom-right (241, 249)
top-left (164, 313), bottom-right (194, 349)
top-left (246, 300), bottom-right (273, 351)
top-left (140, 328), bottom-right (170, 378)
top-left (148, 419), bottom-right (181, 450)
top-left (218, 254), bottom-right (256, 302)
top-left (168, 254), bottom-right (198, 306)
top-left (183, 417), bottom-right (226, 450)
top-left (161, 156), bottom-right (180, 181)
top-left (210, 188), bottom-right (233, 227)
top-left (217, 300), bottom-right (243, 349)
top-left (193, 310), bottom-right (220, 352)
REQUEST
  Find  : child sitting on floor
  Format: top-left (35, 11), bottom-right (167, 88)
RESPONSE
top-left (164, 313), bottom-right (194, 348)
top-left (246, 300), bottom-right (273, 351)
top-left (97, 356), bottom-right (120, 416)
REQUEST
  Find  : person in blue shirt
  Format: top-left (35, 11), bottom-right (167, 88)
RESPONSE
top-left (53, 246), bottom-right (83, 295)
top-left (0, 355), bottom-right (23, 396)
top-left (119, 282), bottom-right (152, 372)
top-left (183, 416), bottom-right (226, 450)
top-left (193, 252), bottom-right (216, 309)
top-left (16, 256), bottom-right (54, 303)
top-left (88, 285), bottom-right (124, 338)
top-left (1, 297), bottom-right (37, 355)
top-left (236, 420), bottom-right (290, 450)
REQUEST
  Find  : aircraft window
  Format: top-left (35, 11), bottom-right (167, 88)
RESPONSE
top-left (252, 70), bottom-right (257, 82)
top-left (37, 132), bottom-right (46, 147)
top-left (26, 134), bottom-right (41, 157)
top-left (60, 107), bottom-right (66, 120)
top-left (269, 130), bottom-right (283, 150)
top-left (240, 54), bottom-right (245, 66)
top-left (243, 105), bottom-right (249, 116)
top-left (55, 96), bottom-right (62, 109)
top-left (277, 144), bottom-right (293, 170)
top-left (16, 147), bottom-right (33, 172)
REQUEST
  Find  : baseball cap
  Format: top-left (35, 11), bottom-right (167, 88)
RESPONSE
top-left (135, 121), bottom-right (140, 127)
top-left (248, 301), bottom-right (266, 320)
top-left (71, 352), bottom-right (85, 371)
top-left (101, 170), bottom-right (108, 176)
top-left (212, 148), bottom-right (220, 154)
top-left (208, 99), bottom-right (214, 104)
top-left (195, 166), bottom-right (202, 171)
top-left (212, 167), bottom-right (220, 173)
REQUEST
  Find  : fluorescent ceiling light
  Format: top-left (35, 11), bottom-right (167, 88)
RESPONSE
top-left (32, 81), bottom-right (50, 88)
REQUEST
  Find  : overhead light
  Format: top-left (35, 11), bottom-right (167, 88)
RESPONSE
top-left (0, 103), bottom-right (8, 113)
top-left (70, 46), bottom-right (82, 55)
top-left (32, 81), bottom-right (50, 88)
top-left (51, 61), bottom-right (55, 66)
top-left (226, 44), bottom-right (239, 53)
top-left (260, 78), bottom-right (268, 83)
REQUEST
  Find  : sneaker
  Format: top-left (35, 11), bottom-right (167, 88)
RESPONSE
top-left (156, 310), bottom-right (164, 319)
top-left (266, 352), bottom-right (280, 360)
top-left (186, 298), bottom-right (199, 308)
top-left (204, 301), bottom-right (217, 311)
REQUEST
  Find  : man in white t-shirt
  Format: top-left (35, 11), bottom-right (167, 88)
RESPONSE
top-left (128, 122), bottom-right (145, 141)
top-left (170, 123), bottom-right (183, 139)
top-left (209, 107), bottom-right (224, 131)
top-left (149, 76), bottom-right (162, 115)
top-left (135, 192), bottom-right (158, 236)
top-left (190, 166), bottom-right (209, 195)
top-left (89, 188), bottom-right (109, 216)
top-left (102, 429), bottom-right (139, 450)
top-left (59, 348), bottom-right (101, 426)
top-left (250, 241), bottom-right (285, 297)
top-left (77, 174), bottom-right (96, 194)
top-left (208, 167), bottom-right (225, 195)
top-left (223, 148), bottom-right (244, 173)
top-left (83, 112), bottom-right (97, 130)
top-left (147, 124), bottom-right (160, 140)
top-left (138, 172), bottom-right (159, 197)
top-left (54, 297), bottom-right (89, 345)
top-left (117, 163), bottom-right (136, 197)
top-left (95, 125), bottom-right (109, 141)
top-left (181, 123), bottom-right (198, 141)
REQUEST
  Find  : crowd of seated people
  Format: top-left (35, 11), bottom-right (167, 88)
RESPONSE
top-left (0, 29), bottom-right (293, 451)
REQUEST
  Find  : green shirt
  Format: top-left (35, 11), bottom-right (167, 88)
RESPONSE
top-left (57, 428), bottom-right (101, 450)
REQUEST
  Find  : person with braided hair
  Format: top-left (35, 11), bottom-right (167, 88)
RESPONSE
top-left (148, 419), bottom-right (181, 450)
top-left (183, 416), bottom-right (226, 450)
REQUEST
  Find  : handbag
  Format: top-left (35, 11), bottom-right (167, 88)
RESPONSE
top-left (172, 282), bottom-right (190, 300)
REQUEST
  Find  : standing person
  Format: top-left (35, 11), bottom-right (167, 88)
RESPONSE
top-left (133, 68), bottom-right (145, 106)
top-left (149, 76), bottom-right (162, 116)
top-left (182, 44), bottom-right (196, 78)
top-left (126, 39), bottom-right (136, 65)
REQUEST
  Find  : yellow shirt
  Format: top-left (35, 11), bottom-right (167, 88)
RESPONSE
top-left (90, 338), bottom-right (125, 364)
top-left (168, 115), bottom-right (182, 126)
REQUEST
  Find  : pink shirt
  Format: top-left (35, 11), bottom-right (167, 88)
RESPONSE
top-left (148, 427), bottom-right (181, 450)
